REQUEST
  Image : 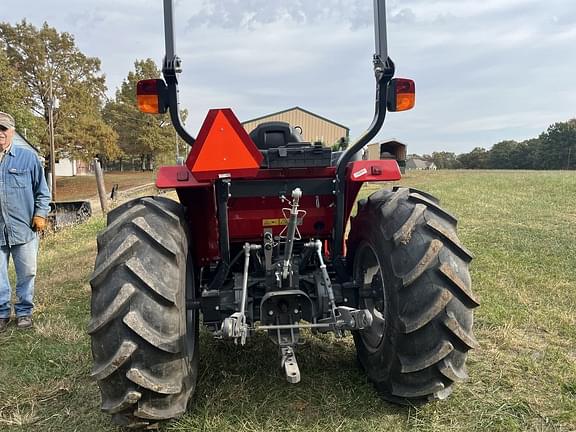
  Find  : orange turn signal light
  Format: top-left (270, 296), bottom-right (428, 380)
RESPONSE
top-left (136, 79), bottom-right (168, 114)
top-left (387, 78), bottom-right (415, 112)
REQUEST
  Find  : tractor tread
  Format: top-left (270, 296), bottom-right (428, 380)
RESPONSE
top-left (400, 239), bottom-right (443, 287)
top-left (347, 187), bottom-right (477, 404)
top-left (135, 400), bottom-right (187, 421)
top-left (88, 283), bottom-right (136, 334)
top-left (425, 217), bottom-right (474, 261)
top-left (393, 186), bottom-right (440, 205)
top-left (399, 286), bottom-right (452, 333)
top-left (140, 197), bottom-right (181, 224)
top-left (409, 192), bottom-right (458, 225)
top-left (90, 197), bottom-right (198, 427)
top-left (432, 386), bottom-right (454, 401)
top-left (356, 198), bottom-right (368, 213)
top-left (126, 257), bottom-right (177, 304)
top-left (443, 311), bottom-right (480, 350)
top-left (438, 358), bottom-right (469, 382)
top-left (127, 368), bottom-right (183, 395)
top-left (439, 262), bottom-right (480, 307)
top-left (379, 188), bottom-right (409, 218)
top-left (123, 310), bottom-right (181, 354)
top-left (101, 390), bottom-right (142, 414)
top-left (399, 340), bottom-right (454, 373)
top-left (392, 203), bottom-right (426, 245)
top-left (91, 340), bottom-right (137, 381)
top-left (98, 205), bottom-right (143, 249)
top-left (390, 380), bottom-right (446, 399)
top-left (90, 234), bottom-right (139, 286)
top-left (131, 216), bottom-right (178, 257)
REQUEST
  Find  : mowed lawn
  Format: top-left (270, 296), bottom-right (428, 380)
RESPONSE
top-left (0, 170), bottom-right (575, 431)
top-left (54, 171), bottom-right (156, 201)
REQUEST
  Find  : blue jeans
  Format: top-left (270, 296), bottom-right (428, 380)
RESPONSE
top-left (0, 236), bottom-right (39, 318)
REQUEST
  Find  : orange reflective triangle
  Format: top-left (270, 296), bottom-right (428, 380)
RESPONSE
top-left (187, 109), bottom-right (262, 179)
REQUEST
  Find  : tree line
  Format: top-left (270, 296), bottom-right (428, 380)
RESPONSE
top-left (0, 20), bottom-right (180, 169)
top-left (412, 118), bottom-right (576, 170)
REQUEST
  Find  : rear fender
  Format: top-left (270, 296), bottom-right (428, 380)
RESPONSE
top-left (156, 166), bottom-right (218, 265)
top-left (156, 165), bottom-right (210, 189)
top-left (344, 159), bottom-right (401, 222)
top-left (346, 159), bottom-right (401, 183)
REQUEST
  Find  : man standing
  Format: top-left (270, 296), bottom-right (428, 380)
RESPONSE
top-left (0, 112), bottom-right (51, 332)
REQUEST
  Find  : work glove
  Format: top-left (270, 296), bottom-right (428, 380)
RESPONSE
top-left (32, 215), bottom-right (47, 232)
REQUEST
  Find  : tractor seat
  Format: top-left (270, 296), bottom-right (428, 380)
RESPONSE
top-left (249, 122), bottom-right (304, 150)
top-left (249, 121), bottom-right (333, 168)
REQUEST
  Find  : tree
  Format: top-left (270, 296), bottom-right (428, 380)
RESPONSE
top-left (0, 49), bottom-right (43, 142)
top-left (0, 20), bottom-right (118, 159)
top-left (104, 59), bottom-right (185, 168)
top-left (57, 84), bottom-right (120, 162)
top-left (487, 140), bottom-right (519, 169)
top-left (458, 147), bottom-right (488, 169)
top-left (431, 151), bottom-right (461, 169)
top-left (536, 120), bottom-right (576, 170)
top-left (508, 139), bottom-right (539, 170)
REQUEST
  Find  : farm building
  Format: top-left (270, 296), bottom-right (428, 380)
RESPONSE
top-left (242, 107), bottom-right (349, 147)
top-left (406, 158), bottom-right (437, 170)
top-left (364, 139), bottom-right (407, 173)
top-left (54, 157), bottom-right (91, 176)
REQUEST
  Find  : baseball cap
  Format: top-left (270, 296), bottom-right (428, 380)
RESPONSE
top-left (0, 112), bottom-right (15, 129)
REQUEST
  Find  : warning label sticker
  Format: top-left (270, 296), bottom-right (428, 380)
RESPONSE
top-left (353, 168), bottom-right (368, 178)
top-left (262, 218), bottom-right (303, 227)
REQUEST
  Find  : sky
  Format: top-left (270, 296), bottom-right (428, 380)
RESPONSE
top-left (3, 0), bottom-right (576, 155)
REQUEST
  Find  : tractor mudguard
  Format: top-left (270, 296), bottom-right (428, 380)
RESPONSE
top-left (345, 159), bottom-right (401, 183)
top-left (156, 165), bottom-right (210, 189)
top-left (157, 159), bottom-right (400, 189)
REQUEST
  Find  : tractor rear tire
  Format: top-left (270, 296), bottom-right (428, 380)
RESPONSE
top-left (89, 196), bottom-right (199, 428)
top-left (346, 187), bottom-right (478, 404)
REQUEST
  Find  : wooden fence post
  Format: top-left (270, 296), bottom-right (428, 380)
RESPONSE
top-left (93, 158), bottom-right (108, 214)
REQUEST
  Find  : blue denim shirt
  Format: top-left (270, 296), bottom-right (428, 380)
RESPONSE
top-left (0, 145), bottom-right (51, 246)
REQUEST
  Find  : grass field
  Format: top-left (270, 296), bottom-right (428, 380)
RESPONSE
top-left (55, 171), bottom-right (156, 201)
top-left (0, 170), bottom-right (575, 431)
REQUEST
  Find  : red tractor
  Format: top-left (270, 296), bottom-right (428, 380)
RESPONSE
top-left (89, 0), bottom-right (478, 428)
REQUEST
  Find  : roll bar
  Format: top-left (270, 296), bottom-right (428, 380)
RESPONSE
top-left (161, 0), bottom-right (396, 278)
top-left (162, 0), bottom-right (195, 147)
top-left (160, 0), bottom-right (394, 149)
top-left (332, 1), bottom-right (395, 273)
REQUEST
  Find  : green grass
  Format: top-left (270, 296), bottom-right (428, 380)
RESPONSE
top-left (1, 170), bottom-right (575, 431)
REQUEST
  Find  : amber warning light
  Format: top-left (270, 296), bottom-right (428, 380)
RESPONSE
top-left (136, 79), bottom-right (168, 114)
top-left (186, 109), bottom-right (263, 181)
top-left (387, 78), bottom-right (416, 112)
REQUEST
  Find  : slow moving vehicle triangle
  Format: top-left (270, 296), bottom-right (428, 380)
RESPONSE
top-left (187, 108), bottom-right (263, 180)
